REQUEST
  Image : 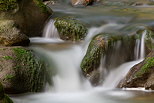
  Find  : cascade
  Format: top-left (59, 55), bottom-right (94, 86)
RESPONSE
top-left (43, 19), bottom-right (60, 39)
top-left (12, 2), bottom-right (151, 102)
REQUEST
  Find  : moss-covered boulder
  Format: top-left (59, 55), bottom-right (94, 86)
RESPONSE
top-left (54, 17), bottom-right (87, 41)
top-left (0, 47), bottom-right (45, 94)
top-left (0, 0), bottom-right (50, 12)
top-left (81, 33), bottom-right (137, 85)
top-left (0, 82), bottom-right (13, 103)
top-left (118, 51), bottom-right (154, 90)
top-left (0, 0), bottom-right (52, 37)
top-left (0, 20), bottom-right (30, 46)
top-left (80, 33), bottom-right (129, 75)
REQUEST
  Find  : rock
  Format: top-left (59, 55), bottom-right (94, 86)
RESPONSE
top-left (118, 52), bottom-right (154, 90)
top-left (0, 0), bottom-right (18, 11)
top-left (81, 33), bottom-right (137, 85)
top-left (0, 82), bottom-right (13, 103)
top-left (54, 17), bottom-right (87, 41)
top-left (71, 0), bottom-right (100, 6)
top-left (0, 0), bottom-right (52, 37)
top-left (0, 20), bottom-right (30, 46)
top-left (0, 47), bottom-right (45, 94)
top-left (81, 34), bottom-right (106, 76)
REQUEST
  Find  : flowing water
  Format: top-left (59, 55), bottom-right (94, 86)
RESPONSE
top-left (12, 0), bottom-right (154, 103)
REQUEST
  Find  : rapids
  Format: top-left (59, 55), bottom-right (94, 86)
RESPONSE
top-left (12, 0), bottom-right (154, 103)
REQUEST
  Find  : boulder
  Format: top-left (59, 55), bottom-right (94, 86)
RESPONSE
top-left (0, 82), bottom-right (13, 103)
top-left (80, 33), bottom-right (137, 86)
top-left (54, 17), bottom-right (87, 41)
top-left (118, 52), bottom-right (154, 90)
top-left (0, 20), bottom-right (30, 46)
top-left (0, 47), bottom-right (45, 94)
top-left (0, 0), bottom-right (52, 37)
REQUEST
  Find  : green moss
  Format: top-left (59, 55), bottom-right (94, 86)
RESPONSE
top-left (135, 57), bottom-right (154, 77)
top-left (33, 0), bottom-right (48, 13)
top-left (5, 74), bottom-right (14, 80)
top-left (12, 47), bottom-right (44, 92)
top-left (54, 17), bottom-right (87, 41)
top-left (2, 56), bottom-right (13, 60)
top-left (0, 0), bottom-right (18, 11)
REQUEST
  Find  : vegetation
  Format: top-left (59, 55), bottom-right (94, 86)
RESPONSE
top-left (0, 0), bottom-right (18, 11)
top-left (135, 57), bottom-right (154, 77)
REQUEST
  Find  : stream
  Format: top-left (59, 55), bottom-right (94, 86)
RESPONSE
top-left (12, 0), bottom-right (154, 103)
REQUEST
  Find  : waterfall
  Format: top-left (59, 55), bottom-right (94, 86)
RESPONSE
top-left (140, 30), bottom-right (146, 59)
top-left (102, 30), bottom-right (146, 88)
top-left (43, 19), bottom-right (60, 39)
top-left (102, 59), bottom-right (143, 88)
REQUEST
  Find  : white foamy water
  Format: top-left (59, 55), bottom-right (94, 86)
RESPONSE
top-left (43, 19), bottom-right (60, 38)
top-left (102, 59), bottom-right (143, 88)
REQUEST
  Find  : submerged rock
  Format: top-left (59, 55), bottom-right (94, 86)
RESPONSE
top-left (0, 47), bottom-right (45, 94)
top-left (0, 0), bottom-right (18, 11)
top-left (80, 33), bottom-right (128, 85)
top-left (81, 34), bottom-right (106, 76)
top-left (0, 20), bottom-right (30, 46)
top-left (0, 82), bottom-right (13, 103)
top-left (54, 17), bottom-right (87, 41)
top-left (118, 52), bottom-right (154, 90)
top-left (81, 32), bottom-right (140, 86)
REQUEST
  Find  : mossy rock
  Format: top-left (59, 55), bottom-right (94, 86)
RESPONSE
top-left (0, 47), bottom-right (45, 94)
top-left (81, 33), bottom-right (137, 85)
top-left (0, 0), bottom-right (52, 37)
top-left (0, 20), bottom-right (30, 46)
top-left (0, 0), bottom-right (49, 12)
top-left (81, 33), bottom-right (126, 76)
top-left (0, 82), bottom-right (13, 103)
top-left (54, 17), bottom-right (87, 41)
top-left (0, 0), bottom-right (18, 11)
top-left (81, 34), bottom-right (106, 76)
top-left (118, 51), bottom-right (154, 90)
